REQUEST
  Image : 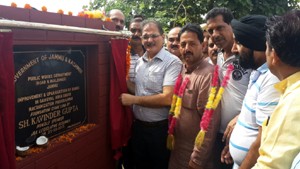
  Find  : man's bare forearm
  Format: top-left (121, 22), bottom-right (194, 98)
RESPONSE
top-left (121, 86), bottom-right (174, 107)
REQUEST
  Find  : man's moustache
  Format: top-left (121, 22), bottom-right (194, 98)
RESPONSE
top-left (145, 42), bottom-right (155, 47)
top-left (171, 45), bottom-right (179, 49)
top-left (184, 51), bottom-right (193, 56)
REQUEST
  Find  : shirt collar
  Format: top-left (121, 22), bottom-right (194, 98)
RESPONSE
top-left (257, 63), bottom-right (268, 74)
top-left (142, 47), bottom-right (166, 62)
top-left (223, 54), bottom-right (238, 64)
top-left (274, 71), bottom-right (300, 94)
top-left (248, 63), bottom-right (268, 88)
top-left (184, 59), bottom-right (204, 74)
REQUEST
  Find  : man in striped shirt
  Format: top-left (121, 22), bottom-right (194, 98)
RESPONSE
top-left (229, 15), bottom-right (280, 169)
top-left (119, 17), bottom-right (145, 169)
top-left (127, 18), bottom-right (145, 94)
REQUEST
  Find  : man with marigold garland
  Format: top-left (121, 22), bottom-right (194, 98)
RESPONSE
top-left (205, 7), bottom-right (252, 169)
top-left (167, 23), bottom-right (219, 169)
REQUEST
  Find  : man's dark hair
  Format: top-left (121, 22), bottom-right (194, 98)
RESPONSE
top-left (141, 20), bottom-right (164, 35)
top-left (130, 18), bottom-right (143, 25)
top-left (178, 23), bottom-right (204, 43)
top-left (205, 7), bottom-right (234, 24)
top-left (266, 9), bottom-right (300, 67)
top-left (133, 14), bottom-right (144, 20)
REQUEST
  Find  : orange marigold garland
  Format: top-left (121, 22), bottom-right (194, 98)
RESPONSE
top-left (15, 124), bottom-right (96, 161)
top-left (17, 4), bottom-right (110, 22)
top-left (195, 64), bottom-right (234, 148)
top-left (24, 4), bottom-right (31, 9)
top-left (11, 2), bottom-right (17, 8)
top-left (105, 17), bottom-right (112, 22)
top-left (125, 39), bottom-right (131, 80)
top-left (41, 6), bottom-right (47, 12)
top-left (167, 76), bottom-right (189, 150)
top-left (169, 74), bottom-right (183, 119)
top-left (57, 9), bottom-right (64, 14)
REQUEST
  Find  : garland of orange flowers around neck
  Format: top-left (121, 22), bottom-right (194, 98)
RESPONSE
top-left (167, 74), bottom-right (189, 150)
top-left (194, 64), bottom-right (234, 148)
top-left (125, 39), bottom-right (131, 80)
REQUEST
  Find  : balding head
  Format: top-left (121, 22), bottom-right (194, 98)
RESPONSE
top-left (108, 9), bottom-right (125, 31)
top-left (167, 27), bottom-right (182, 58)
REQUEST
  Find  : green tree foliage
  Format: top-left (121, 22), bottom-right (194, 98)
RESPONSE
top-left (86, 0), bottom-right (300, 31)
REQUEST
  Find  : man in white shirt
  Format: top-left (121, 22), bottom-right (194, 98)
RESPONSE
top-left (229, 15), bottom-right (280, 169)
top-left (205, 7), bottom-right (251, 168)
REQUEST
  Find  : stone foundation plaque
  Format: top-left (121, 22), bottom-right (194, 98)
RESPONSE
top-left (14, 50), bottom-right (86, 147)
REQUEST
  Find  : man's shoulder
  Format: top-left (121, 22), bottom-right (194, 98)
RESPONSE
top-left (130, 53), bottom-right (140, 59)
top-left (194, 60), bottom-right (214, 74)
top-left (258, 70), bottom-right (280, 86)
top-left (160, 49), bottom-right (181, 63)
top-left (136, 56), bottom-right (143, 64)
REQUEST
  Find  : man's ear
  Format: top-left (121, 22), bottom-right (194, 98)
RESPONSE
top-left (161, 34), bottom-right (165, 44)
top-left (271, 48), bottom-right (281, 66)
top-left (201, 41), bottom-right (205, 49)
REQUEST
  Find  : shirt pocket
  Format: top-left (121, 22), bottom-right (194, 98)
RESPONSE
top-left (145, 72), bottom-right (164, 93)
top-left (196, 95), bottom-right (207, 111)
top-left (182, 88), bottom-right (197, 110)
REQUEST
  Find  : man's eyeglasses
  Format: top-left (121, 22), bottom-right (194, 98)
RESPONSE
top-left (141, 34), bottom-right (160, 40)
top-left (168, 37), bottom-right (180, 43)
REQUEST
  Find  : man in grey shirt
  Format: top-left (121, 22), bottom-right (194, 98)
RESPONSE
top-left (120, 19), bottom-right (182, 169)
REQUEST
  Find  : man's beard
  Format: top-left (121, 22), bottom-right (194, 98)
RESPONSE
top-left (238, 49), bottom-right (256, 69)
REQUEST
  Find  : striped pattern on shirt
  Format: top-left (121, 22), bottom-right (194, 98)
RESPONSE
top-left (229, 63), bottom-right (280, 167)
top-left (129, 54), bottom-right (140, 82)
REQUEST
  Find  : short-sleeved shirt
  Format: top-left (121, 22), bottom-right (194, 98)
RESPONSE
top-left (217, 53), bottom-right (252, 133)
top-left (229, 63), bottom-right (280, 167)
top-left (133, 48), bottom-right (182, 122)
top-left (253, 71), bottom-right (300, 169)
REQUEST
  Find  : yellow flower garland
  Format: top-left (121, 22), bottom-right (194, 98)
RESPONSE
top-left (195, 64), bottom-right (234, 148)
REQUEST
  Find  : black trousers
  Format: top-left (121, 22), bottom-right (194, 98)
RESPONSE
top-left (132, 119), bottom-right (170, 169)
top-left (214, 133), bottom-right (234, 169)
top-left (117, 139), bottom-right (135, 169)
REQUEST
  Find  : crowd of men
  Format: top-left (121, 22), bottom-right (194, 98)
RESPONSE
top-left (108, 7), bottom-right (300, 169)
